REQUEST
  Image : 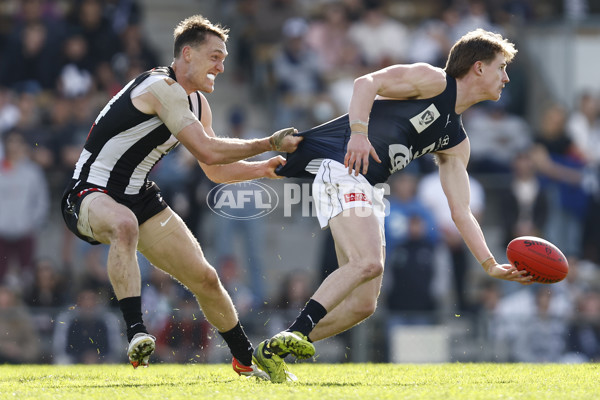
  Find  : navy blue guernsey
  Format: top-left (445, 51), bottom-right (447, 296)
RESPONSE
top-left (276, 74), bottom-right (466, 185)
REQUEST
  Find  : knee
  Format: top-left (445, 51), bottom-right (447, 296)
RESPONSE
top-left (356, 258), bottom-right (384, 282)
top-left (186, 263), bottom-right (221, 292)
top-left (111, 215), bottom-right (139, 245)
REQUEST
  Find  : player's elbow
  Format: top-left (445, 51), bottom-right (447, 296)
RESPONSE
top-left (353, 75), bottom-right (372, 91)
top-left (195, 150), bottom-right (222, 166)
top-left (450, 207), bottom-right (473, 227)
top-left (202, 169), bottom-right (223, 183)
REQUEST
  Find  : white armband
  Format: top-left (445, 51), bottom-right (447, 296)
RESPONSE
top-left (147, 78), bottom-right (197, 137)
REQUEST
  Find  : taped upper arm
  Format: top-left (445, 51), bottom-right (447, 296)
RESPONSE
top-left (147, 78), bottom-right (197, 136)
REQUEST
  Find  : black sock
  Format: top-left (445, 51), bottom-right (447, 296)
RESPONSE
top-left (219, 322), bottom-right (253, 366)
top-left (287, 299), bottom-right (328, 338)
top-left (118, 296), bottom-right (148, 342)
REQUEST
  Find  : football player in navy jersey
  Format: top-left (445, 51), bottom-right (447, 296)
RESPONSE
top-left (261, 29), bottom-right (534, 377)
top-left (61, 15), bottom-right (301, 380)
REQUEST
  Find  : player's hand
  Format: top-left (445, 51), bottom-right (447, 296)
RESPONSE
top-left (262, 155), bottom-right (287, 179)
top-left (344, 134), bottom-right (381, 176)
top-left (486, 262), bottom-right (533, 285)
top-left (269, 127), bottom-right (302, 153)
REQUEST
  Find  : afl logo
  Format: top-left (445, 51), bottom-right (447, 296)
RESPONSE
top-left (207, 181), bottom-right (279, 220)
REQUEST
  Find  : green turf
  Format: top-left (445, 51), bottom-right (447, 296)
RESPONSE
top-left (1, 363), bottom-right (598, 400)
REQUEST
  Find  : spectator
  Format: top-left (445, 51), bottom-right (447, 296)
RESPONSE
top-left (0, 87), bottom-right (19, 143)
top-left (225, 0), bottom-right (300, 93)
top-left (511, 287), bottom-right (568, 362)
top-left (56, 30), bottom-right (94, 98)
top-left (0, 129), bottom-right (49, 287)
top-left (384, 171), bottom-right (440, 257)
top-left (52, 287), bottom-right (123, 364)
top-left (78, 244), bottom-right (116, 307)
top-left (271, 17), bottom-right (328, 130)
top-left (305, 1), bottom-right (364, 118)
top-left (474, 280), bottom-right (506, 360)
top-left (217, 256), bottom-right (256, 322)
top-left (36, 95), bottom-right (82, 193)
top-left (0, 284), bottom-right (41, 363)
top-left (564, 288), bottom-right (600, 362)
top-left (406, 10), bottom-right (455, 67)
top-left (464, 101), bottom-right (532, 174)
top-left (305, 1), bottom-right (362, 79)
top-left (154, 296), bottom-right (211, 363)
top-left (492, 283), bottom-right (573, 361)
top-left (111, 23), bottom-right (159, 84)
top-left (566, 92), bottom-right (600, 167)
top-left (385, 214), bottom-right (441, 323)
top-left (0, 21), bottom-right (59, 91)
top-left (66, 0), bottom-right (121, 72)
top-left (103, 0), bottom-right (143, 36)
top-left (451, 0), bottom-right (501, 41)
top-left (499, 150), bottom-right (548, 247)
top-left (531, 104), bottom-right (588, 257)
top-left (347, 0), bottom-right (410, 69)
top-left (24, 257), bottom-right (68, 362)
top-left (13, 83), bottom-right (44, 133)
top-left (24, 257), bottom-right (68, 309)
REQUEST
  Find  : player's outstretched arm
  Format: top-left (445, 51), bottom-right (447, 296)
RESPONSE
top-left (138, 78), bottom-right (301, 165)
top-left (178, 121), bottom-right (300, 166)
top-left (436, 142), bottom-right (532, 284)
top-left (200, 156), bottom-right (287, 183)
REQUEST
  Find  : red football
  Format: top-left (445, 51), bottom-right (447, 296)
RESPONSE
top-left (506, 236), bottom-right (569, 284)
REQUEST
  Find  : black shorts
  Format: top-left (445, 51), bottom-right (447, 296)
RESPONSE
top-left (61, 179), bottom-right (168, 245)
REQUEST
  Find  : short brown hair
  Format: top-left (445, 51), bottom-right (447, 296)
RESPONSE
top-left (173, 15), bottom-right (229, 58)
top-left (445, 29), bottom-right (517, 79)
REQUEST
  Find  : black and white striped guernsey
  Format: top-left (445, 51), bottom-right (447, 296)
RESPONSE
top-left (72, 66), bottom-right (202, 196)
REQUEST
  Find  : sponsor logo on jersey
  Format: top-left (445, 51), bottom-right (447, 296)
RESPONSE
top-left (388, 144), bottom-right (413, 174)
top-left (409, 103), bottom-right (441, 133)
top-left (343, 192), bottom-right (372, 204)
top-left (388, 135), bottom-right (450, 174)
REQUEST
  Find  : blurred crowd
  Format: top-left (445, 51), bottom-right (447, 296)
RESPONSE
top-left (1, 0), bottom-right (600, 365)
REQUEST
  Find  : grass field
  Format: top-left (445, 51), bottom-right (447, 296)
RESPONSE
top-left (2, 363), bottom-right (598, 400)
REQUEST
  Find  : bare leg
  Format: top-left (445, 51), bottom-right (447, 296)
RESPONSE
top-left (139, 211), bottom-right (239, 332)
top-left (87, 194), bottom-right (141, 300)
top-left (308, 208), bottom-right (385, 340)
top-left (309, 276), bottom-right (383, 341)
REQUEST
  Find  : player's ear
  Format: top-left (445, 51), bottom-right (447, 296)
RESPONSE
top-left (473, 61), bottom-right (484, 76)
top-left (181, 45), bottom-right (192, 63)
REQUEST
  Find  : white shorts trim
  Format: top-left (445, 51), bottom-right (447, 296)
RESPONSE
top-left (312, 159), bottom-right (386, 246)
top-left (77, 191), bottom-right (105, 240)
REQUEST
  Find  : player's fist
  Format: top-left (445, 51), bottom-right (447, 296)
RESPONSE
top-left (269, 127), bottom-right (302, 153)
top-left (263, 155), bottom-right (287, 179)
